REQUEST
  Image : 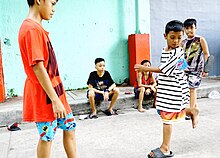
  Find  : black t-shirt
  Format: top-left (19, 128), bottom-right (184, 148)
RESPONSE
top-left (87, 71), bottom-right (115, 90)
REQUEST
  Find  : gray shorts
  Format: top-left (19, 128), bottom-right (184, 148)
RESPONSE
top-left (186, 71), bottom-right (202, 88)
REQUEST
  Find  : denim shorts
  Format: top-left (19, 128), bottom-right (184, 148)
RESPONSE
top-left (36, 112), bottom-right (76, 142)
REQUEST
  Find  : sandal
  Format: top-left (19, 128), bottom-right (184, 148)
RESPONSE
top-left (7, 122), bottom-right (21, 131)
top-left (102, 109), bottom-right (118, 116)
top-left (85, 113), bottom-right (98, 119)
top-left (148, 148), bottom-right (174, 158)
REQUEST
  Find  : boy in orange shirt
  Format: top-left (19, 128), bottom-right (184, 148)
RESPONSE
top-left (18, 0), bottom-right (76, 157)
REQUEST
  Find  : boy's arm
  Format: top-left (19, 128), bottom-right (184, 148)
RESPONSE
top-left (134, 64), bottom-right (161, 73)
top-left (151, 74), bottom-right (157, 87)
top-left (32, 61), bottom-right (66, 118)
top-left (200, 37), bottom-right (210, 62)
top-left (200, 37), bottom-right (210, 76)
top-left (137, 72), bottom-right (144, 87)
top-left (88, 84), bottom-right (104, 95)
top-left (107, 83), bottom-right (116, 91)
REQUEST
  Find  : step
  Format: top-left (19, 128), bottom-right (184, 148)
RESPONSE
top-left (0, 78), bottom-right (220, 126)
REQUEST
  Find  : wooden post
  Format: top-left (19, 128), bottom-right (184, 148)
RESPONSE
top-left (0, 38), bottom-right (6, 102)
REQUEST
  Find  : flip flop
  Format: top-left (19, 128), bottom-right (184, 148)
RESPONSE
top-left (102, 109), bottom-right (118, 116)
top-left (85, 114), bottom-right (98, 119)
top-left (7, 122), bottom-right (21, 131)
top-left (148, 147), bottom-right (174, 158)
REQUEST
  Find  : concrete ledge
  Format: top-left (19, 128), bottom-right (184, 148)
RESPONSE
top-left (0, 78), bottom-right (220, 126)
top-left (67, 87), bottom-right (137, 115)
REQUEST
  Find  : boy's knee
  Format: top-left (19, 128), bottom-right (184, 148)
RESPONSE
top-left (88, 90), bottom-right (95, 97)
top-left (139, 87), bottom-right (145, 93)
top-left (113, 87), bottom-right (120, 94)
top-left (63, 130), bottom-right (76, 138)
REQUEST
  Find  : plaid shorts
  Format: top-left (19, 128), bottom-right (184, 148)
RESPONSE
top-left (36, 112), bottom-right (76, 142)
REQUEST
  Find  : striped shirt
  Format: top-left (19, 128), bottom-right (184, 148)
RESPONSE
top-left (157, 47), bottom-right (189, 112)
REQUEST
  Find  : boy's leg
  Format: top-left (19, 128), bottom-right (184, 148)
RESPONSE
top-left (36, 121), bottom-right (58, 158)
top-left (148, 124), bottom-right (172, 157)
top-left (153, 91), bottom-right (157, 108)
top-left (58, 112), bottom-right (77, 157)
top-left (138, 87), bottom-right (146, 112)
top-left (37, 140), bottom-right (52, 158)
top-left (160, 124), bottom-right (172, 152)
top-left (108, 87), bottom-right (119, 111)
top-left (190, 88), bottom-right (198, 108)
top-left (88, 90), bottom-right (97, 115)
top-left (63, 130), bottom-right (76, 158)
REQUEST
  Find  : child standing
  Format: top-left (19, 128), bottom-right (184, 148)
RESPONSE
top-left (86, 58), bottom-right (120, 118)
top-left (182, 18), bottom-right (210, 109)
top-left (134, 60), bottom-right (157, 112)
top-left (18, 0), bottom-right (76, 157)
top-left (135, 20), bottom-right (199, 158)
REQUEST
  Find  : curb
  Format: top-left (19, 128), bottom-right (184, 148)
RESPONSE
top-left (0, 78), bottom-right (220, 126)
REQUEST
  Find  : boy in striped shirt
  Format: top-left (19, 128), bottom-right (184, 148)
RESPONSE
top-left (135, 20), bottom-right (199, 158)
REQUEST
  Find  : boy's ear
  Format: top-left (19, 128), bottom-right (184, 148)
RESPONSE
top-left (163, 33), bottom-right (167, 39)
top-left (36, 0), bottom-right (40, 5)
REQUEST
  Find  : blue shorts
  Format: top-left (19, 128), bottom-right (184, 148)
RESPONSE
top-left (36, 112), bottom-right (76, 142)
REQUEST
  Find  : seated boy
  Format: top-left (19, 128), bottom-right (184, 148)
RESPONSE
top-left (134, 60), bottom-right (157, 112)
top-left (86, 58), bottom-right (120, 118)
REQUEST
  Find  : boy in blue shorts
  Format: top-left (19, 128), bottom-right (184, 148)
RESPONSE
top-left (135, 20), bottom-right (199, 158)
top-left (18, 0), bottom-right (76, 157)
top-left (86, 58), bottom-right (120, 118)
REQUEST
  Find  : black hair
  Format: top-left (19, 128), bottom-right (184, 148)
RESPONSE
top-left (165, 20), bottom-right (184, 35)
top-left (27, 0), bottom-right (59, 7)
top-left (27, 0), bottom-right (34, 6)
top-left (141, 60), bottom-right (151, 65)
top-left (183, 18), bottom-right (197, 28)
top-left (95, 58), bottom-right (105, 65)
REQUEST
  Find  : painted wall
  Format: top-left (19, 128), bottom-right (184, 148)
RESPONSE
top-left (150, 0), bottom-right (220, 76)
top-left (0, 0), bottom-right (151, 96)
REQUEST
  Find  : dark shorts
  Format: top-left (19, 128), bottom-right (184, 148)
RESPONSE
top-left (134, 87), bottom-right (154, 99)
top-left (87, 90), bottom-right (113, 101)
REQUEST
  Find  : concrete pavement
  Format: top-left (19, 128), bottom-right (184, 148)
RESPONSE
top-left (0, 98), bottom-right (220, 158)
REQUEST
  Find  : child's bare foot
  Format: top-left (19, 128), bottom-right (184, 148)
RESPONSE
top-left (191, 108), bottom-right (199, 128)
top-left (138, 107), bottom-right (146, 113)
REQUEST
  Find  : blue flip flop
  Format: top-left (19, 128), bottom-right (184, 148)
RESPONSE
top-left (148, 147), bottom-right (174, 158)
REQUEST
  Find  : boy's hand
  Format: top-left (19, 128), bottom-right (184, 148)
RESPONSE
top-left (52, 99), bottom-right (67, 118)
top-left (103, 91), bottom-right (109, 101)
top-left (202, 71), bottom-right (208, 77)
top-left (134, 64), bottom-right (145, 72)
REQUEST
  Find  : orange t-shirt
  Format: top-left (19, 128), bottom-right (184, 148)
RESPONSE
top-left (18, 19), bottom-right (72, 122)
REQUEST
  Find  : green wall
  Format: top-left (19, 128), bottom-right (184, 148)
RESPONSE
top-left (0, 0), bottom-right (150, 96)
